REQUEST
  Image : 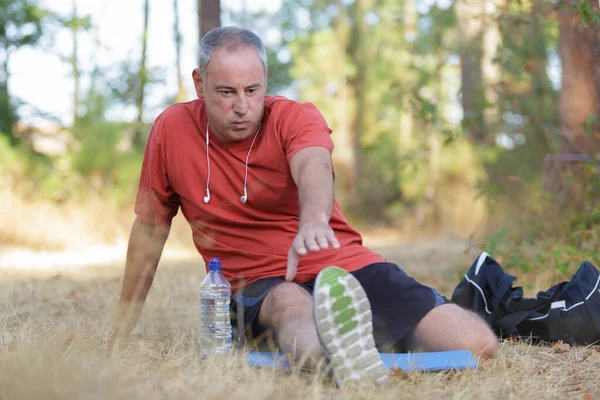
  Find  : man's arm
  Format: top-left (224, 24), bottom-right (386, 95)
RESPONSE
top-left (286, 146), bottom-right (340, 281)
top-left (108, 217), bottom-right (170, 351)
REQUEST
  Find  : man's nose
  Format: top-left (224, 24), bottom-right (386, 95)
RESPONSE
top-left (233, 95), bottom-right (248, 115)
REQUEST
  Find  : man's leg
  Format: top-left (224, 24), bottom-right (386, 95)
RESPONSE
top-left (257, 282), bottom-right (323, 368)
top-left (351, 262), bottom-right (499, 359)
top-left (406, 303), bottom-right (499, 359)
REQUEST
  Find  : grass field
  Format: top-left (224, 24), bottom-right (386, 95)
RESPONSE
top-left (1, 236), bottom-right (599, 399)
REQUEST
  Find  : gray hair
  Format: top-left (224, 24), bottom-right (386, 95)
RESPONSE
top-left (197, 26), bottom-right (268, 80)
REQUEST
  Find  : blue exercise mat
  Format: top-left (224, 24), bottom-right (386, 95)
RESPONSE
top-left (247, 350), bottom-right (478, 371)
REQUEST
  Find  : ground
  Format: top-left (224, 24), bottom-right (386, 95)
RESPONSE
top-left (1, 233), bottom-right (599, 399)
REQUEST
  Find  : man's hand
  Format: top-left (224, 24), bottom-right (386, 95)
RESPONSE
top-left (107, 325), bottom-right (128, 355)
top-left (286, 218), bottom-right (340, 281)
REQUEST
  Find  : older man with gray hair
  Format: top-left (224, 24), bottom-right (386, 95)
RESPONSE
top-left (110, 26), bottom-right (498, 385)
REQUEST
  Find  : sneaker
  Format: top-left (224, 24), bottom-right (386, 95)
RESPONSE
top-left (313, 266), bottom-right (389, 385)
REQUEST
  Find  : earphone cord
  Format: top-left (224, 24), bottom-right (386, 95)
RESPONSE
top-left (242, 123), bottom-right (261, 200)
top-left (205, 123), bottom-right (211, 201)
top-left (205, 122), bottom-right (261, 203)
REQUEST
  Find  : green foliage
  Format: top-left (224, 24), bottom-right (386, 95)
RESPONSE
top-left (70, 121), bottom-right (127, 177)
top-left (0, 133), bottom-right (30, 174)
top-left (0, 0), bottom-right (48, 138)
top-left (1, 0), bottom-right (599, 245)
top-left (482, 217), bottom-right (600, 288)
top-left (225, 8), bottom-right (293, 94)
top-left (0, 133), bottom-right (77, 202)
top-left (109, 61), bottom-right (167, 120)
top-left (570, 0), bottom-right (600, 27)
top-left (68, 67), bottom-right (146, 206)
top-left (0, 0), bottom-right (47, 49)
top-left (0, 83), bottom-right (17, 138)
top-left (478, 164), bottom-right (600, 282)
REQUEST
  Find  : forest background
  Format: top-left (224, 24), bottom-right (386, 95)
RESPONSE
top-left (2, 0), bottom-right (600, 284)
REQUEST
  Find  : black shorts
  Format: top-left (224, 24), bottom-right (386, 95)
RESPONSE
top-left (230, 262), bottom-right (451, 352)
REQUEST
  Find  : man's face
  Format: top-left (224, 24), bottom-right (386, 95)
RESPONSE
top-left (193, 46), bottom-right (267, 142)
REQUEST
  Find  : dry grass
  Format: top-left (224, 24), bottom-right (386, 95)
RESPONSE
top-left (0, 187), bottom-right (130, 251)
top-left (2, 240), bottom-right (600, 400)
top-left (0, 183), bottom-right (192, 252)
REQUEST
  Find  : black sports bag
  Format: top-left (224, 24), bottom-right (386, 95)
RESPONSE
top-left (451, 252), bottom-right (600, 345)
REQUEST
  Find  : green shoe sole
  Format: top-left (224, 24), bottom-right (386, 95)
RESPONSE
top-left (313, 266), bottom-right (389, 385)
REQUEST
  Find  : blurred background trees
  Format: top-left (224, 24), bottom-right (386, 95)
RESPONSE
top-left (1, 0), bottom-right (599, 272)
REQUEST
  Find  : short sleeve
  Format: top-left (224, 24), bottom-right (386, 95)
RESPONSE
top-left (280, 102), bottom-right (334, 164)
top-left (134, 116), bottom-right (180, 226)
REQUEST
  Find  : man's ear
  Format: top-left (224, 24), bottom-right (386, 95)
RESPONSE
top-left (192, 68), bottom-right (204, 98)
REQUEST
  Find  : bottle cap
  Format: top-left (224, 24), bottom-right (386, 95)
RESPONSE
top-left (208, 258), bottom-right (222, 272)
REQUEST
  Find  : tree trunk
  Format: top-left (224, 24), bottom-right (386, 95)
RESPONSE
top-left (558, 0), bottom-right (600, 154)
top-left (455, 0), bottom-right (487, 144)
top-left (415, 131), bottom-right (442, 227)
top-left (399, 0), bottom-right (417, 154)
top-left (527, 1), bottom-right (555, 155)
top-left (404, 0), bottom-right (417, 41)
top-left (545, 0), bottom-right (600, 210)
top-left (134, 0), bottom-right (150, 149)
top-left (325, 2), bottom-right (355, 213)
top-left (345, 0), bottom-right (390, 220)
top-left (0, 52), bottom-right (16, 143)
top-left (198, 0), bottom-right (220, 42)
top-left (72, 0), bottom-right (80, 126)
top-left (347, 0), bottom-right (370, 217)
top-left (173, 0), bottom-right (186, 102)
top-left (481, 0), bottom-right (502, 131)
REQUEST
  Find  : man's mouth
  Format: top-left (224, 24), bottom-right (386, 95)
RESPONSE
top-left (232, 121), bottom-right (249, 129)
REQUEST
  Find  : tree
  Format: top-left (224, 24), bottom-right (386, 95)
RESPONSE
top-left (198, 0), bottom-right (220, 41)
top-left (541, 0), bottom-right (600, 209)
top-left (134, 0), bottom-right (150, 149)
top-left (455, 0), bottom-right (487, 143)
top-left (558, 0), bottom-right (600, 154)
top-left (62, 0), bottom-right (91, 127)
top-left (0, 0), bottom-right (46, 142)
top-left (173, 0), bottom-right (186, 102)
top-left (346, 0), bottom-right (375, 216)
top-left (481, 0), bottom-right (502, 132)
top-left (71, 0), bottom-right (80, 126)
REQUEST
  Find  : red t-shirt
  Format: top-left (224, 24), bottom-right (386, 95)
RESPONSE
top-left (135, 96), bottom-right (384, 292)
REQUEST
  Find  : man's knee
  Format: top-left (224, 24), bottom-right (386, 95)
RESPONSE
top-left (453, 306), bottom-right (499, 359)
top-left (478, 330), bottom-right (500, 359)
top-left (470, 315), bottom-right (499, 359)
top-left (259, 282), bottom-right (312, 329)
top-left (412, 303), bottom-right (499, 359)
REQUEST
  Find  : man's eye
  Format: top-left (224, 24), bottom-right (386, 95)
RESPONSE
top-left (247, 89), bottom-right (257, 95)
top-left (219, 91), bottom-right (233, 96)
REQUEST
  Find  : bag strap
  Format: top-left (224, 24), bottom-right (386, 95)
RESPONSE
top-left (493, 309), bottom-right (536, 337)
top-left (492, 289), bottom-right (553, 337)
top-left (537, 290), bottom-right (555, 301)
top-left (492, 273), bottom-right (516, 310)
top-left (548, 307), bottom-right (561, 341)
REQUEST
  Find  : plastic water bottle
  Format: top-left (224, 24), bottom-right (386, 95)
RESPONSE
top-left (198, 258), bottom-right (233, 356)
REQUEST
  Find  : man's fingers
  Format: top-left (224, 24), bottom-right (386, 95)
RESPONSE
top-left (287, 225), bottom-right (340, 281)
top-left (326, 229), bottom-right (340, 249)
top-left (316, 233), bottom-right (329, 250)
top-left (286, 247), bottom-right (298, 281)
top-left (304, 235), bottom-right (320, 252)
top-left (293, 236), bottom-right (308, 256)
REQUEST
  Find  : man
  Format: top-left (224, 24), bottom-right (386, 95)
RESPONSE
top-left (110, 26), bottom-right (498, 384)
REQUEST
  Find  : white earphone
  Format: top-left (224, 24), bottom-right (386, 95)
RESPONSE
top-left (204, 121), bottom-right (261, 205)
